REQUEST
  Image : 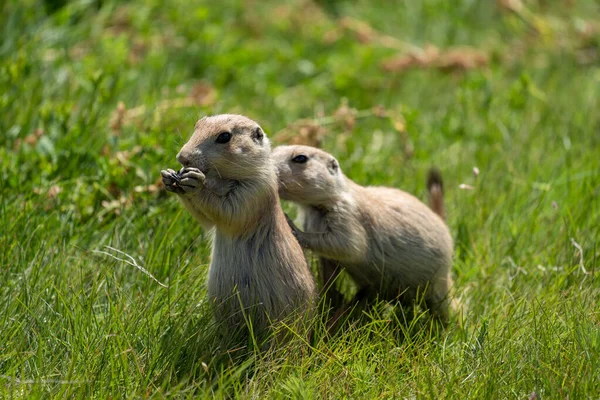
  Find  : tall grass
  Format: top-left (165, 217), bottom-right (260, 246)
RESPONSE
top-left (1, 0), bottom-right (599, 397)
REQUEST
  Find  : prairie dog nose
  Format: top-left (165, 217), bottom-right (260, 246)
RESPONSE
top-left (176, 151), bottom-right (190, 166)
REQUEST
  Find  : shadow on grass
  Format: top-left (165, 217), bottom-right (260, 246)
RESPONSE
top-left (157, 309), bottom-right (258, 396)
top-left (322, 293), bottom-right (454, 345)
top-left (156, 302), bottom-right (317, 396)
top-left (155, 289), bottom-right (458, 396)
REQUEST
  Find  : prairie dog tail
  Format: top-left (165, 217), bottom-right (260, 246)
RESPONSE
top-left (427, 168), bottom-right (446, 221)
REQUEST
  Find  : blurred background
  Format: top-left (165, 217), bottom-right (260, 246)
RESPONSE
top-left (3, 0), bottom-right (599, 197)
top-left (2, 0), bottom-right (598, 222)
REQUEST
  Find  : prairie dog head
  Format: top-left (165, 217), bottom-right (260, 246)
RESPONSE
top-left (177, 114), bottom-right (271, 181)
top-left (272, 145), bottom-right (346, 206)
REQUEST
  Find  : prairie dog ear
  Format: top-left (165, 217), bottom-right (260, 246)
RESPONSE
top-left (327, 158), bottom-right (339, 175)
top-left (252, 126), bottom-right (265, 143)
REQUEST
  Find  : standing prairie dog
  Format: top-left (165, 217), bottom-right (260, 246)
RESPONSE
top-left (272, 145), bottom-right (455, 323)
top-left (161, 115), bottom-right (316, 338)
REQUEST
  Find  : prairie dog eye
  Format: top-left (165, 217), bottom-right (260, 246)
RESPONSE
top-left (291, 155), bottom-right (308, 164)
top-left (215, 132), bottom-right (232, 144)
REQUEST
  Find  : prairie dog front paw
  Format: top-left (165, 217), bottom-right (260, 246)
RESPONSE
top-left (161, 169), bottom-right (184, 194)
top-left (285, 214), bottom-right (309, 248)
top-left (179, 167), bottom-right (206, 193)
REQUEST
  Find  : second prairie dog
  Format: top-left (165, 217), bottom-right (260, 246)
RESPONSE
top-left (161, 115), bottom-right (316, 337)
top-left (272, 145), bottom-right (455, 322)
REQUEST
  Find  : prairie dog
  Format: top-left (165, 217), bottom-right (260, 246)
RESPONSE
top-left (272, 145), bottom-right (455, 322)
top-left (161, 115), bottom-right (316, 337)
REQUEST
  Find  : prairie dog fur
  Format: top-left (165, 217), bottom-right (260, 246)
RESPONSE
top-left (161, 115), bottom-right (315, 336)
top-left (272, 145), bottom-right (455, 322)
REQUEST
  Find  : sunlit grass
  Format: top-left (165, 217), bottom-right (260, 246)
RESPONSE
top-left (1, 0), bottom-right (599, 397)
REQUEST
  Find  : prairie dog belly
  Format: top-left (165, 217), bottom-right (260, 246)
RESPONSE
top-left (208, 230), bottom-right (314, 330)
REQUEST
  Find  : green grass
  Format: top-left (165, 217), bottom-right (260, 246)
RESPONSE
top-left (1, 0), bottom-right (599, 398)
